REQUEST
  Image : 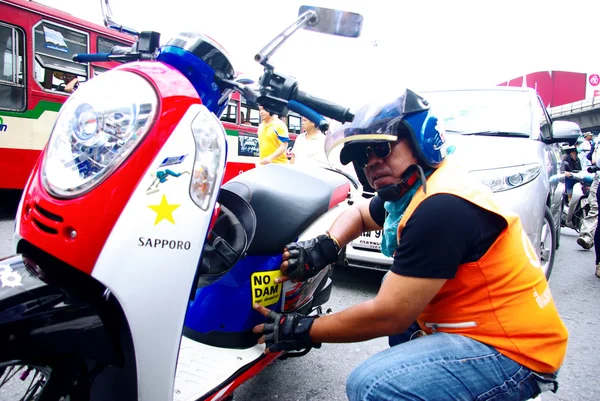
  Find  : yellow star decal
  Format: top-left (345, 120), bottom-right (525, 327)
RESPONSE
top-left (148, 194), bottom-right (180, 225)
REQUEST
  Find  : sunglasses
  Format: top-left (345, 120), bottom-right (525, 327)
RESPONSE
top-left (355, 142), bottom-right (392, 168)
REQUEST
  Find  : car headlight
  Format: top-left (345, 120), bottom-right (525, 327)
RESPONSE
top-left (470, 164), bottom-right (542, 192)
top-left (42, 70), bottom-right (158, 198)
top-left (189, 105), bottom-right (227, 210)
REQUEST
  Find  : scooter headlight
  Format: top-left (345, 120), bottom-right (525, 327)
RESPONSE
top-left (42, 70), bottom-right (158, 198)
top-left (189, 105), bottom-right (227, 210)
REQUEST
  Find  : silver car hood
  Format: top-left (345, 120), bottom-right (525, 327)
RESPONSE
top-left (445, 133), bottom-right (540, 171)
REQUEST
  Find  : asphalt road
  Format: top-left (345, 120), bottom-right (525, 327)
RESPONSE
top-left (0, 193), bottom-right (598, 401)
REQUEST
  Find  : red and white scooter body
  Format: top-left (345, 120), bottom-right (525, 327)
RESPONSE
top-left (14, 61), bottom-right (227, 401)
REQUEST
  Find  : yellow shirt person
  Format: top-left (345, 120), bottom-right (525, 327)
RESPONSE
top-left (257, 106), bottom-right (289, 165)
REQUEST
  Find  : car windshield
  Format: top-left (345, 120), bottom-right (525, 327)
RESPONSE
top-left (422, 90), bottom-right (532, 137)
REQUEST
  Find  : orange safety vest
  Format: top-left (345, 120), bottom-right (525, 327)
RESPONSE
top-left (398, 160), bottom-right (568, 373)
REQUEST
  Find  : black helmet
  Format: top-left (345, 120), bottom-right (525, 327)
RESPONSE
top-left (325, 89), bottom-right (448, 193)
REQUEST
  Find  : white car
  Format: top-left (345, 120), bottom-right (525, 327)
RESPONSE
top-left (342, 87), bottom-right (581, 279)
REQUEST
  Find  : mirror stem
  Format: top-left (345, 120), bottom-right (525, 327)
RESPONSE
top-left (254, 9), bottom-right (317, 66)
top-left (100, 0), bottom-right (140, 36)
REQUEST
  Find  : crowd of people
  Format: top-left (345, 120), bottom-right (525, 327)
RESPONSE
top-left (255, 105), bottom-right (328, 167)
top-left (570, 132), bottom-right (600, 278)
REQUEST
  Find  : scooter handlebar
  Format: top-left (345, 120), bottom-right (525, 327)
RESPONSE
top-left (294, 90), bottom-right (354, 123)
top-left (73, 53), bottom-right (111, 62)
top-left (287, 100), bottom-right (329, 132)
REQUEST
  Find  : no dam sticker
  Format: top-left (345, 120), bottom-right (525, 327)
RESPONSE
top-left (251, 270), bottom-right (282, 307)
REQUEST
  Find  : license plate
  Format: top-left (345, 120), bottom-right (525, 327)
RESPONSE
top-left (352, 230), bottom-right (382, 250)
top-left (581, 197), bottom-right (589, 208)
top-left (251, 270), bottom-right (282, 307)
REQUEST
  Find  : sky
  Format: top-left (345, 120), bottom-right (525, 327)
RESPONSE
top-left (38, 0), bottom-right (600, 108)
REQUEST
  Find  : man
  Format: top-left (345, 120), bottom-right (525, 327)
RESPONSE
top-left (257, 106), bottom-right (289, 165)
top-left (577, 139), bottom-right (599, 250)
top-left (290, 117), bottom-right (328, 166)
top-left (577, 132), bottom-right (594, 167)
top-left (563, 146), bottom-right (582, 203)
top-left (253, 89), bottom-right (568, 401)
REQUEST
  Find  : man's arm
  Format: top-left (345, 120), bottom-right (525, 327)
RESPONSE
top-left (310, 273), bottom-right (445, 342)
top-left (262, 141), bottom-right (288, 164)
top-left (326, 198), bottom-right (382, 248)
top-left (279, 197), bottom-right (383, 279)
top-left (64, 78), bottom-right (78, 93)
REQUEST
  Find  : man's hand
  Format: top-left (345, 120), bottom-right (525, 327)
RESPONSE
top-left (278, 234), bottom-right (339, 283)
top-left (260, 157), bottom-right (271, 165)
top-left (252, 303), bottom-right (320, 354)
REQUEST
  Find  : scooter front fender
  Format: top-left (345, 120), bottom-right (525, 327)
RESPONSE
top-left (567, 183), bottom-right (583, 221)
top-left (0, 254), bottom-right (120, 365)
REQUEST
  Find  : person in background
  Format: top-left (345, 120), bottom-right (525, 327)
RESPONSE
top-left (578, 133), bottom-right (593, 167)
top-left (290, 117), bottom-right (328, 166)
top-left (257, 106), bottom-right (289, 165)
top-left (563, 146), bottom-right (582, 202)
top-left (61, 73), bottom-right (79, 93)
top-left (577, 139), bottom-right (599, 250)
top-left (588, 141), bottom-right (600, 277)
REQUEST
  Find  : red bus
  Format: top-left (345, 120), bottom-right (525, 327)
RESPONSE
top-left (219, 91), bottom-right (302, 183)
top-left (0, 0), bottom-right (135, 190)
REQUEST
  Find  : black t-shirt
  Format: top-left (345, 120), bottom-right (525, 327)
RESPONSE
top-left (369, 194), bottom-right (507, 279)
top-left (564, 156), bottom-right (582, 172)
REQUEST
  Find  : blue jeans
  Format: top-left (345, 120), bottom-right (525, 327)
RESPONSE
top-left (347, 331), bottom-right (557, 401)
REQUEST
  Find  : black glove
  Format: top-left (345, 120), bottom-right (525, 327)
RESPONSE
top-left (285, 234), bottom-right (340, 282)
top-left (588, 166), bottom-right (599, 173)
top-left (262, 310), bottom-right (320, 352)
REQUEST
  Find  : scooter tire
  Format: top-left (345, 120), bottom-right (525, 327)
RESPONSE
top-left (542, 207), bottom-right (556, 281)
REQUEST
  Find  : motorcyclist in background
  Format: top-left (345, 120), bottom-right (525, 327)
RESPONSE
top-left (563, 145), bottom-right (582, 203)
top-left (254, 89), bottom-right (568, 401)
top-left (578, 136), bottom-right (600, 250)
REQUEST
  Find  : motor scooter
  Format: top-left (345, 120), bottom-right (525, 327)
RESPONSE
top-left (560, 170), bottom-right (594, 232)
top-left (0, 3), bottom-right (362, 400)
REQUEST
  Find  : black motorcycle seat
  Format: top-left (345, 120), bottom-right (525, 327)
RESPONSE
top-left (222, 164), bottom-right (349, 255)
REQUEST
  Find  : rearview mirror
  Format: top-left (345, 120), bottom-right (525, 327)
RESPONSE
top-left (551, 120), bottom-right (582, 144)
top-left (299, 6), bottom-right (363, 38)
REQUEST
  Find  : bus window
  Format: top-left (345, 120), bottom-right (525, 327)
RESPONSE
top-left (239, 94), bottom-right (259, 126)
top-left (33, 21), bottom-right (88, 93)
top-left (97, 36), bottom-right (131, 55)
top-left (220, 101), bottom-right (237, 123)
top-left (0, 23), bottom-right (25, 111)
top-left (288, 113), bottom-right (302, 134)
top-left (240, 105), bottom-right (259, 126)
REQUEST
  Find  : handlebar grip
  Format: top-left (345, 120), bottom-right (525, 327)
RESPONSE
top-left (72, 53), bottom-right (111, 62)
top-left (110, 46), bottom-right (132, 55)
top-left (294, 90), bottom-right (354, 123)
top-left (287, 100), bottom-right (329, 132)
